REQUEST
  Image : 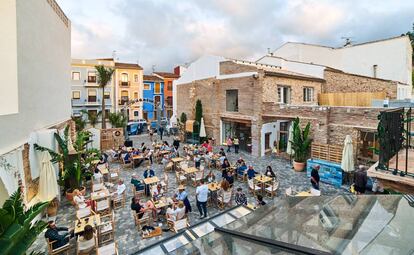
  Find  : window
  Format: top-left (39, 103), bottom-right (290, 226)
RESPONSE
top-left (226, 90), bottom-right (238, 112)
top-left (134, 111), bottom-right (139, 117)
top-left (373, 65), bottom-right (378, 78)
top-left (72, 91), bottom-right (80, 99)
top-left (154, 83), bottom-right (161, 94)
top-left (303, 87), bottom-right (314, 102)
top-left (72, 72), bottom-right (80, 81)
top-left (120, 90), bottom-right (129, 104)
top-left (154, 95), bottom-right (161, 106)
top-left (144, 83), bottom-right (150, 90)
top-left (88, 89), bottom-right (97, 102)
top-left (277, 86), bottom-right (291, 104)
top-left (167, 81), bottom-right (173, 91)
top-left (134, 92), bottom-right (139, 99)
top-left (121, 73), bottom-right (128, 82)
top-left (166, 96), bottom-right (173, 106)
top-left (134, 74), bottom-right (138, 82)
top-left (105, 109), bottom-right (110, 119)
top-left (104, 91), bottom-right (110, 100)
top-left (88, 71), bottom-right (96, 83)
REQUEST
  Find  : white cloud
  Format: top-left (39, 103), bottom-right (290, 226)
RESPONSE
top-left (57, 0), bottom-right (414, 72)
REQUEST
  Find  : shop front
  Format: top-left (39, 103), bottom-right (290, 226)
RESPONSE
top-left (221, 118), bottom-right (252, 153)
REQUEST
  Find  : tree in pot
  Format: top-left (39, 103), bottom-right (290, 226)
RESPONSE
top-left (34, 126), bottom-right (100, 201)
top-left (291, 117), bottom-right (312, 171)
top-left (0, 188), bottom-right (49, 255)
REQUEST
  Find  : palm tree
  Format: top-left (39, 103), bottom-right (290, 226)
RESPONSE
top-left (95, 65), bottom-right (114, 129)
top-left (80, 110), bottom-right (101, 128)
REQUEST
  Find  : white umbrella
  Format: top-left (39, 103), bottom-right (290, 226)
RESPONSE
top-left (286, 124), bottom-right (294, 155)
top-left (38, 151), bottom-right (59, 202)
top-left (341, 135), bottom-right (354, 172)
top-left (67, 133), bottom-right (76, 153)
top-left (199, 117), bottom-right (206, 137)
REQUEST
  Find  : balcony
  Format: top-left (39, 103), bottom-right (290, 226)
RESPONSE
top-left (119, 81), bottom-right (130, 87)
top-left (119, 98), bottom-right (129, 105)
top-left (85, 99), bottom-right (100, 106)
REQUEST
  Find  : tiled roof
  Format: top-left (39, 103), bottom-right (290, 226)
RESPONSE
top-left (153, 72), bottom-right (180, 79)
top-left (115, 62), bottom-right (143, 70)
top-left (143, 75), bottom-right (163, 82)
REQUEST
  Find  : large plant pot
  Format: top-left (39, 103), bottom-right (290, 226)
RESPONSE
top-left (293, 161), bottom-right (306, 172)
top-left (65, 189), bottom-right (75, 202)
top-left (47, 199), bottom-right (59, 217)
top-left (79, 186), bottom-right (86, 196)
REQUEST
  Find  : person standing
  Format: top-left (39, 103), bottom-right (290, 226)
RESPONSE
top-left (149, 128), bottom-right (154, 142)
top-left (310, 165), bottom-right (320, 190)
top-left (233, 137), bottom-right (239, 154)
top-left (196, 180), bottom-right (209, 219)
top-left (235, 187), bottom-right (247, 206)
top-left (354, 165), bottom-right (368, 194)
top-left (226, 137), bottom-right (233, 153)
top-left (175, 185), bottom-right (192, 213)
top-left (173, 136), bottom-right (180, 150)
top-left (159, 126), bottom-right (164, 140)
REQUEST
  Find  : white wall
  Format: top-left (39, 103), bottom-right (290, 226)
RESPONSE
top-left (257, 56), bottom-right (325, 79)
top-left (0, 0), bottom-right (19, 115)
top-left (272, 36), bottom-right (412, 86)
top-left (0, 0), bottom-right (71, 155)
top-left (261, 122), bottom-right (279, 157)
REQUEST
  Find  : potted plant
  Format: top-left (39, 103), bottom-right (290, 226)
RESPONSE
top-left (35, 126), bottom-right (100, 202)
top-left (290, 117), bottom-right (312, 171)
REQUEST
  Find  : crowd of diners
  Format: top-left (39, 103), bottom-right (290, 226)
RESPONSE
top-left (43, 137), bottom-right (281, 254)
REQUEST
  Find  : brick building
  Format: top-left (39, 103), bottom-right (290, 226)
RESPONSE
top-left (176, 57), bottom-right (402, 158)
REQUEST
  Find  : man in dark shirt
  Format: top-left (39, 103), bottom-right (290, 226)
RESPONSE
top-left (131, 196), bottom-right (146, 219)
top-left (354, 165), bottom-right (368, 194)
top-left (44, 221), bottom-right (73, 249)
top-left (310, 165), bottom-right (320, 190)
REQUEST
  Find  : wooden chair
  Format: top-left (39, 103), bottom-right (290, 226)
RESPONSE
top-left (168, 217), bottom-right (189, 233)
top-left (164, 162), bottom-right (173, 172)
top-left (76, 234), bottom-right (97, 255)
top-left (122, 156), bottom-right (133, 169)
top-left (76, 206), bottom-right (96, 220)
top-left (190, 171), bottom-right (204, 187)
top-left (95, 198), bottom-right (111, 217)
top-left (46, 237), bottom-right (71, 255)
top-left (92, 183), bottom-right (105, 192)
top-left (113, 192), bottom-right (126, 209)
top-left (97, 242), bottom-right (119, 255)
top-left (160, 173), bottom-right (169, 191)
top-left (175, 171), bottom-right (187, 185)
top-left (248, 179), bottom-right (261, 195)
top-left (132, 185), bottom-right (145, 198)
top-left (265, 180), bottom-right (279, 198)
top-left (110, 169), bottom-right (119, 183)
top-left (98, 213), bottom-right (115, 245)
top-left (218, 190), bottom-right (232, 210)
top-left (133, 212), bottom-right (151, 233)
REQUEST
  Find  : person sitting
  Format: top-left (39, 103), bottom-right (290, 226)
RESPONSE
top-left (256, 194), bottom-right (266, 207)
top-left (143, 166), bottom-right (155, 179)
top-left (166, 204), bottom-right (175, 221)
top-left (221, 159), bottom-right (231, 178)
top-left (194, 154), bottom-right (201, 169)
top-left (264, 166), bottom-right (276, 178)
top-left (144, 200), bottom-right (158, 222)
top-left (140, 142), bottom-right (147, 153)
top-left (161, 141), bottom-right (170, 151)
top-left (235, 157), bottom-right (244, 167)
top-left (96, 156), bottom-right (108, 170)
top-left (205, 171), bottom-right (216, 183)
top-left (152, 184), bottom-right (164, 200)
top-left (145, 149), bottom-right (153, 164)
top-left (247, 165), bottom-right (258, 180)
top-left (219, 148), bottom-right (226, 157)
top-left (77, 225), bottom-right (95, 254)
top-left (73, 189), bottom-right (91, 209)
top-left (131, 174), bottom-right (145, 192)
top-left (237, 162), bottom-right (248, 177)
top-left (131, 195), bottom-right (147, 219)
top-left (225, 170), bottom-right (235, 185)
top-left (207, 142), bottom-right (213, 153)
top-left (44, 221), bottom-right (74, 249)
top-left (219, 179), bottom-right (231, 195)
top-left (93, 168), bottom-right (103, 182)
top-left (173, 201), bottom-right (186, 220)
top-left (235, 187), bottom-right (247, 206)
top-left (123, 152), bottom-right (132, 163)
top-left (112, 179), bottom-right (126, 198)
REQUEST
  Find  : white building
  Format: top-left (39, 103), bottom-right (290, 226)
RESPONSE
top-left (0, 0), bottom-right (71, 205)
top-left (258, 35), bottom-right (412, 98)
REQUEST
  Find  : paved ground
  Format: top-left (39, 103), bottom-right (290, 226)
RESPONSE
top-left (29, 133), bottom-right (349, 254)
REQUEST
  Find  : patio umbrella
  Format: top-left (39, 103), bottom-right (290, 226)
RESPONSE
top-left (286, 124), bottom-right (294, 155)
top-left (199, 117), bottom-right (206, 137)
top-left (67, 133), bottom-right (76, 154)
top-left (38, 151), bottom-right (59, 202)
top-left (341, 135), bottom-right (354, 173)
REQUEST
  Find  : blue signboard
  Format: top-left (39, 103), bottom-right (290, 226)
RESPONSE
top-left (307, 159), bottom-right (343, 188)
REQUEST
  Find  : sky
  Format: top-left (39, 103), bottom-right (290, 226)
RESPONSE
top-left (56, 0), bottom-right (414, 73)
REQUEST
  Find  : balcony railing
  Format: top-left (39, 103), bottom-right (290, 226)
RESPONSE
top-left (119, 81), bottom-right (130, 87)
top-left (88, 76), bottom-right (97, 83)
top-left (119, 98), bottom-right (129, 105)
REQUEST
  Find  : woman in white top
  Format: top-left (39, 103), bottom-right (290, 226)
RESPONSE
top-left (173, 201), bottom-right (186, 220)
top-left (77, 225), bottom-right (95, 253)
top-left (73, 189), bottom-right (88, 209)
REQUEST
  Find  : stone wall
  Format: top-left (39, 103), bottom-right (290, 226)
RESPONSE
top-left (324, 69), bottom-right (398, 98)
top-left (219, 61), bottom-right (258, 75)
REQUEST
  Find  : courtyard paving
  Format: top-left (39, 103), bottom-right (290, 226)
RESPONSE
top-left (29, 133), bottom-right (349, 254)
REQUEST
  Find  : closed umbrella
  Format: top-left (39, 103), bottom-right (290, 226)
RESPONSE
top-left (67, 133), bottom-right (76, 154)
top-left (341, 135), bottom-right (354, 173)
top-left (199, 117), bottom-right (206, 137)
top-left (286, 124), bottom-right (294, 155)
top-left (38, 151), bottom-right (59, 202)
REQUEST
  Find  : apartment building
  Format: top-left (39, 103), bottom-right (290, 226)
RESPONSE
top-left (0, 0), bottom-right (71, 205)
top-left (71, 59), bottom-right (115, 119)
top-left (154, 72), bottom-right (180, 119)
top-left (115, 62), bottom-right (144, 121)
top-left (143, 75), bottom-right (165, 121)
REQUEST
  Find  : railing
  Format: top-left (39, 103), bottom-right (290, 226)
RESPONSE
top-left (88, 77), bottom-right (97, 83)
top-left (311, 143), bottom-right (343, 163)
top-left (118, 99), bottom-right (129, 105)
top-left (119, 81), bottom-right (130, 87)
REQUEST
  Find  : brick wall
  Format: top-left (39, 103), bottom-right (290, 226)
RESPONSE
top-left (219, 61), bottom-right (258, 75)
top-left (324, 69), bottom-right (398, 98)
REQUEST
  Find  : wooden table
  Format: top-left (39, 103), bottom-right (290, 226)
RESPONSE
top-left (254, 175), bottom-right (273, 184)
top-left (143, 176), bottom-right (159, 185)
top-left (99, 167), bottom-right (109, 175)
top-left (183, 167), bottom-right (198, 175)
top-left (159, 150), bottom-right (170, 155)
top-left (91, 189), bottom-right (110, 201)
top-left (208, 182), bottom-right (220, 192)
top-left (75, 214), bottom-right (100, 234)
top-left (296, 191), bottom-right (312, 197)
top-left (171, 157), bottom-right (184, 171)
top-left (153, 197), bottom-right (174, 209)
top-left (91, 159), bottom-right (100, 165)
